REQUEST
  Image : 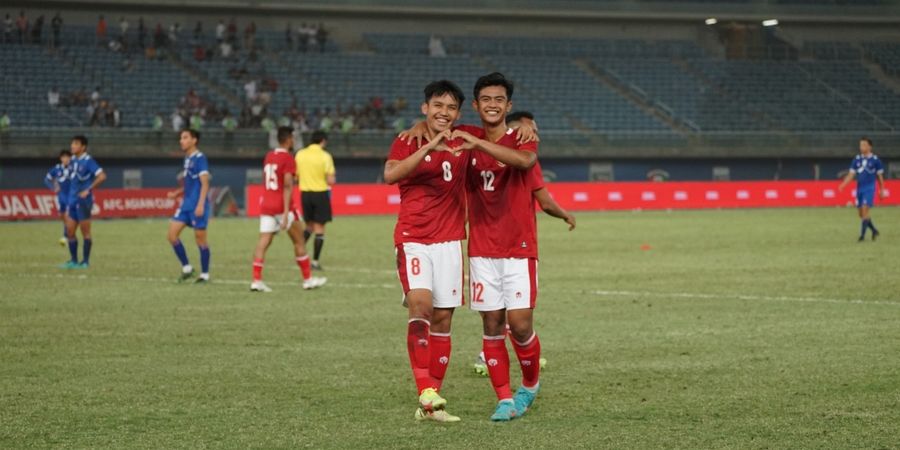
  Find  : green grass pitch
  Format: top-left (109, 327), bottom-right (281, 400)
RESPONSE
top-left (1, 208), bottom-right (898, 448)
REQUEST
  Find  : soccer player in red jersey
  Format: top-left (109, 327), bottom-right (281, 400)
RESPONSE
top-left (250, 126), bottom-right (326, 292)
top-left (455, 73), bottom-right (547, 421)
top-left (384, 80), bottom-right (470, 423)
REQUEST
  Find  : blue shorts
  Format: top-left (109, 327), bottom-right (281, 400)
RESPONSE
top-left (66, 198), bottom-right (92, 222)
top-left (172, 206), bottom-right (210, 230)
top-left (57, 194), bottom-right (69, 215)
top-left (856, 190), bottom-right (875, 208)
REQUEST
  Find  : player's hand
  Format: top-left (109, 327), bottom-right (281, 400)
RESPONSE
top-left (53, 187), bottom-right (60, 194)
top-left (280, 213), bottom-right (290, 231)
top-left (516, 122), bottom-right (540, 144)
top-left (837, 184), bottom-right (845, 193)
top-left (564, 214), bottom-right (576, 231)
top-left (450, 129), bottom-right (480, 151)
top-left (422, 130), bottom-right (452, 153)
top-left (78, 190), bottom-right (89, 199)
top-left (399, 121), bottom-right (428, 147)
top-left (879, 189), bottom-right (886, 200)
top-left (194, 205), bottom-right (205, 217)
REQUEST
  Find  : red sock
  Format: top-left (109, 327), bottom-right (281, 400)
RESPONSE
top-left (483, 336), bottom-right (512, 400)
top-left (407, 319), bottom-right (434, 394)
top-left (511, 333), bottom-right (541, 389)
top-left (429, 333), bottom-right (451, 392)
top-left (252, 258), bottom-right (264, 281)
top-left (296, 255), bottom-right (311, 280)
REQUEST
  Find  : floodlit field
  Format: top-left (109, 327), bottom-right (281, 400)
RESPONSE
top-left (1, 208), bottom-right (898, 448)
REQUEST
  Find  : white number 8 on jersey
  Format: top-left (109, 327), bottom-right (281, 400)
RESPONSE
top-left (442, 161), bottom-right (452, 182)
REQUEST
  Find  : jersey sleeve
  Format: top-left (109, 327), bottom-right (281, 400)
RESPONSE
top-left (87, 158), bottom-right (103, 176)
top-left (516, 131), bottom-right (538, 154)
top-left (849, 157), bottom-right (858, 171)
top-left (44, 168), bottom-right (56, 189)
top-left (324, 152), bottom-right (336, 175)
top-left (284, 153), bottom-right (297, 175)
top-left (387, 137), bottom-right (412, 161)
top-left (196, 155), bottom-right (209, 176)
top-left (528, 161), bottom-right (545, 191)
top-left (875, 158), bottom-right (885, 174)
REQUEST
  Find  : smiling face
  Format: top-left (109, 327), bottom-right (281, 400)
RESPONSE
top-left (421, 92), bottom-right (461, 136)
top-left (473, 85), bottom-right (512, 128)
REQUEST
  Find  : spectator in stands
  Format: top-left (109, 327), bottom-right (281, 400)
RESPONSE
top-left (244, 79), bottom-right (257, 102)
top-left (168, 23), bottom-right (180, 47)
top-left (137, 17), bottom-right (146, 48)
top-left (226, 18), bottom-right (237, 44)
top-left (108, 103), bottom-right (121, 127)
top-left (297, 23), bottom-right (309, 52)
top-left (121, 55), bottom-right (134, 72)
top-left (69, 87), bottom-right (87, 107)
top-left (31, 15), bottom-right (44, 45)
top-left (108, 37), bottom-right (124, 53)
top-left (428, 34), bottom-right (446, 57)
top-left (194, 45), bottom-right (205, 62)
top-left (244, 22), bottom-right (256, 51)
top-left (284, 23), bottom-right (293, 50)
top-left (152, 113), bottom-right (164, 132)
top-left (48, 87), bottom-right (60, 107)
top-left (3, 14), bottom-right (12, 44)
top-left (16, 11), bottom-right (27, 44)
top-left (316, 22), bottom-right (327, 52)
top-left (222, 111), bottom-right (238, 132)
top-left (119, 17), bottom-right (129, 40)
top-left (216, 19), bottom-right (225, 43)
top-left (306, 23), bottom-right (318, 51)
top-left (171, 109), bottom-right (185, 131)
top-left (0, 111), bottom-right (10, 133)
top-left (190, 112), bottom-right (205, 131)
top-left (193, 21), bottom-right (203, 44)
top-left (153, 23), bottom-right (165, 50)
top-left (220, 40), bottom-right (233, 59)
top-left (96, 15), bottom-right (107, 46)
top-left (91, 87), bottom-right (101, 103)
top-left (50, 13), bottom-right (62, 48)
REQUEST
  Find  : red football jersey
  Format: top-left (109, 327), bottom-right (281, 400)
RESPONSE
top-left (388, 136), bottom-right (468, 245)
top-left (464, 127), bottom-right (543, 258)
top-left (259, 148), bottom-right (297, 216)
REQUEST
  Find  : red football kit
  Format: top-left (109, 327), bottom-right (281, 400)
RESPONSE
top-left (259, 148), bottom-right (297, 216)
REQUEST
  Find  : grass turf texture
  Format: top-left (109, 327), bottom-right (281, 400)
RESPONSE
top-left (1, 208), bottom-right (898, 449)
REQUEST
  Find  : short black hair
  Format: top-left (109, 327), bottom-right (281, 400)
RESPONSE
top-left (59, 149), bottom-right (72, 157)
top-left (861, 137), bottom-right (873, 146)
top-left (277, 126), bottom-right (294, 144)
top-left (473, 72), bottom-right (514, 100)
top-left (181, 128), bottom-right (200, 142)
top-left (423, 80), bottom-right (465, 106)
top-left (507, 111), bottom-right (534, 123)
top-left (72, 135), bottom-right (88, 147)
top-left (310, 130), bottom-right (328, 144)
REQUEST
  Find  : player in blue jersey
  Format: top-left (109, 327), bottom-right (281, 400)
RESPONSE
top-left (60, 135), bottom-right (107, 269)
top-left (167, 129), bottom-right (212, 283)
top-left (44, 149), bottom-right (72, 246)
top-left (839, 137), bottom-right (886, 242)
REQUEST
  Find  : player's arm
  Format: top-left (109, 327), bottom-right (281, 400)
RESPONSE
top-left (80, 169), bottom-right (106, 198)
top-left (511, 121), bottom-right (539, 144)
top-left (167, 186), bottom-right (184, 199)
top-left (398, 120), bottom-right (429, 147)
top-left (326, 155), bottom-right (336, 187)
top-left (534, 187), bottom-right (575, 231)
top-left (384, 131), bottom-right (450, 184)
top-left (837, 170), bottom-right (855, 192)
top-left (451, 129), bottom-right (536, 169)
top-left (44, 170), bottom-right (57, 192)
top-left (877, 172), bottom-right (886, 199)
top-left (281, 173), bottom-right (293, 230)
top-left (195, 172), bottom-right (210, 216)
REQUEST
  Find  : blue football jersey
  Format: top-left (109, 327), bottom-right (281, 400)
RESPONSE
top-left (68, 154), bottom-right (103, 203)
top-left (44, 163), bottom-right (71, 193)
top-left (850, 154), bottom-right (884, 193)
top-left (181, 151), bottom-right (210, 211)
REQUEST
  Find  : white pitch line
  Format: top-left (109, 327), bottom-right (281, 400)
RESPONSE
top-left (8, 272), bottom-right (397, 290)
top-left (589, 289), bottom-right (900, 307)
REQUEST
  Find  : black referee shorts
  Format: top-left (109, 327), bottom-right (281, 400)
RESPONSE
top-left (301, 190), bottom-right (333, 224)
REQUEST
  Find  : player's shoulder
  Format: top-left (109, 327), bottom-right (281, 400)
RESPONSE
top-left (455, 123), bottom-right (485, 137)
top-left (388, 136), bottom-right (415, 157)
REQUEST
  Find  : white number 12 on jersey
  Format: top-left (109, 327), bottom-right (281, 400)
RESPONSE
top-left (264, 163), bottom-right (279, 190)
top-left (480, 170), bottom-right (495, 191)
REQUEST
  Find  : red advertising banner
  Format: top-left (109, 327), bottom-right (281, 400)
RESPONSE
top-left (245, 180), bottom-right (898, 217)
top-left (0, 189), bottom-right (178, 220)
